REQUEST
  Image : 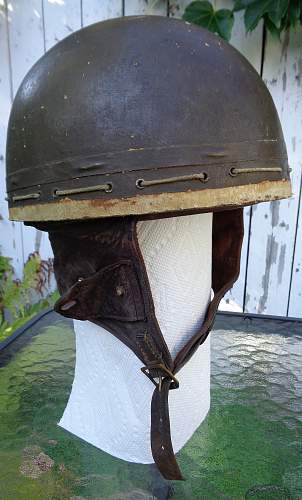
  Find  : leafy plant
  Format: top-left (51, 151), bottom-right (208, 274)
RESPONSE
top-left (0, 290), bottom-right (59, 342)
top-left (183, 1), bottom-right (234, 40)
top-left (182, 0), bottom-right (302, 41)
top-left (0, 251), bottom-right (57, 341)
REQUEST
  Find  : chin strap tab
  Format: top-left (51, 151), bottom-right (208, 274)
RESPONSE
top-left (142, 362), bottom-right (184, 480)
top-left (150, 377), bottom-right (184, 481)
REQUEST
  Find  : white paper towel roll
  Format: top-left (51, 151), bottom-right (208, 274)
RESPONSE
top-left (59, 212), bottom-right (212, 463)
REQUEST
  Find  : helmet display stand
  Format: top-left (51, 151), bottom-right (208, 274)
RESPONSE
top-left (59, 213), bottom-right (212, 463)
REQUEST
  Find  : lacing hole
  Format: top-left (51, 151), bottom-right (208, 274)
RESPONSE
top-left (77, 277), bottom-right (84, 282)
top-left (161, 445), bottom-right (165, 450)
top-left (229, 167), bottom-right (238, 177)
top-left (136, 179), bottom-right (144, 189)
top-left (105, 182), bottom-right (113, 193)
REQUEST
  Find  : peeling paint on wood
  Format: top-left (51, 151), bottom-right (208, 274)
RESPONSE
top-left (82, 0), bottom-right (122, 26)
top-left (245, 27), bottom-right (302, 316)
top-left (214, 0), bottom-right (264, 313)
top-left (0, 3), bottom-right (23, 277)
top-left (124, 0), bottom-right (167, 16)
top-left (43, 0), bottom-right (81, 50)
top-left (258, 234), bottom-right (278, 314)
top-left (278, 243), bottom-right (286, 286)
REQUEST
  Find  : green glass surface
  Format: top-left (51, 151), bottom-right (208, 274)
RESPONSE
top-left (0, 312), bottom-right (301, 499)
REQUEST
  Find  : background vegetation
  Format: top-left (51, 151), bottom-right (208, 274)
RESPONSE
top-left (182, 0), bottom-right (302, 41)
top-left (0, 252), bottom-right (58, 342)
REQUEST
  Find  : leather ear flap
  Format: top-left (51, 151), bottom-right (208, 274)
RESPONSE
top-left (54, 260), bottom-right (145, 322)
top-left (212, 208), bottom-right (244, 294)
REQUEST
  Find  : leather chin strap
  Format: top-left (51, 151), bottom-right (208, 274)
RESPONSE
top-left (45, 209), bottom-right (243, 481)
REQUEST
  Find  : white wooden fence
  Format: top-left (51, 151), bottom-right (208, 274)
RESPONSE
top-left (0, 0), bottom-right (301, 317)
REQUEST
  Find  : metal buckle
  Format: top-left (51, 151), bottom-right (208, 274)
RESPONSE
top-left (141, 362), bottom-right (179, 391)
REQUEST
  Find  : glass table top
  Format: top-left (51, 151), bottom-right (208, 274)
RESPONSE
top-left (0, 311), bottom-right (301, 499)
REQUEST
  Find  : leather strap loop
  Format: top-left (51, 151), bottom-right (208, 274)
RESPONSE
top-left (151, 377), bottom-right (184, 481)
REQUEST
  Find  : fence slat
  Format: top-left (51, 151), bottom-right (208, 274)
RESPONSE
top-left (43, 0), bottom-right (81, 50)
top-left (124, 0), bottom-right (167, 16)
top-left (214, 1), bottom-right (264, 312)
top-left (288, 176), bottom-right (302, 317)
top-left (82, 0), bottom-right (122, 26)
top-left (280, 27), bottom-right (302, 318)
top-left (7, 0), bottom-right (53, 265)
top-left (245, 28), bottom-right (302, 316)
top-left (0, 2), bottom-right (24, 277)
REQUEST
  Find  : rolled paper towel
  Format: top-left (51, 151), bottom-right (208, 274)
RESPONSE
top-left (59, 212), bottom-right (213, 463)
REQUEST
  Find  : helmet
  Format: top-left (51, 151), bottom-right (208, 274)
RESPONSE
top-left (5, 16), bottom-right (291, 481)
top-left (6, 16), bottom-right (290, 221)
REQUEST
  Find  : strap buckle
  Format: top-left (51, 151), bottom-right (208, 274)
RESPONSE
top-left (141, 362), bottom-right (179, 391)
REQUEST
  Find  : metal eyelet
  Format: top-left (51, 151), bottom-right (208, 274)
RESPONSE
top-left (136, 179), bottom-right (144, 189)
top-left (229, 167), bottom-right (238, 177)
top-left (105, 182), bottom-right (113, 193)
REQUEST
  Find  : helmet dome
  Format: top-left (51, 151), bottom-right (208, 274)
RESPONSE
top-left (6, 15), bottom-right (291, 222)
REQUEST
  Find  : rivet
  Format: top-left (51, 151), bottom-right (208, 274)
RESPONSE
top-left (116, 285), bottom-right (124, 296)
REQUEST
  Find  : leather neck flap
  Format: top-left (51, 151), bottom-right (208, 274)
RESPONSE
top-left (46, 209), bottom-right (243, 481)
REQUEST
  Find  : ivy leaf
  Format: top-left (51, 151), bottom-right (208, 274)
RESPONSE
top-left (183, 1), bottom-right (216, 28)
top-left (263, 13), bottom-right (282, 38)
top-left (286, 0), bottom-right (301, 27)
top-left (233, 0), bottom-right (256, 12)
top-left (244, 0), bottom-right (271, 31)
top-left (183, 1), bottom-right (234, 41)
top-left (267, 0), bottom-right (289, 28)
top-left (215, 9), bottom-right (235, 40)
top-left (243, 0), bottom-right (293, 32)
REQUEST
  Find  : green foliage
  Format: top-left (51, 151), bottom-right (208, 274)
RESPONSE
top-left (183, 0), bottom-right (302, 40)
top-left (0, 251), bottom-right (57, 342)
top-left (0, 290), bottom-right (59, 342)
top-left (183, 1), bottom-right (234, 40)
top-left (0, 255), bottom-right (12, 281)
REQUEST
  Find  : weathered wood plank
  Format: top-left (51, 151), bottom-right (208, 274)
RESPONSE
top-left (125, 0), bottom-right (167, 16)
top-left (288, 177), bottom-right (302, 317)
top-left (283, 27), bottom-right (302, 318)
top-left (8, 0), bottom-right (52, 263)
top-left (214, 1), bottom-right (264, 313)
top-left (43, 0), bottom-right (81, 50)
top-left (8, 0), bottom-right (44, 93)
top-left (0, 1), bottom-right (24, 277)
top-left (82, 0), bottom-right (122, 26)
top-left (245, 28), bottom-right (302, 316)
